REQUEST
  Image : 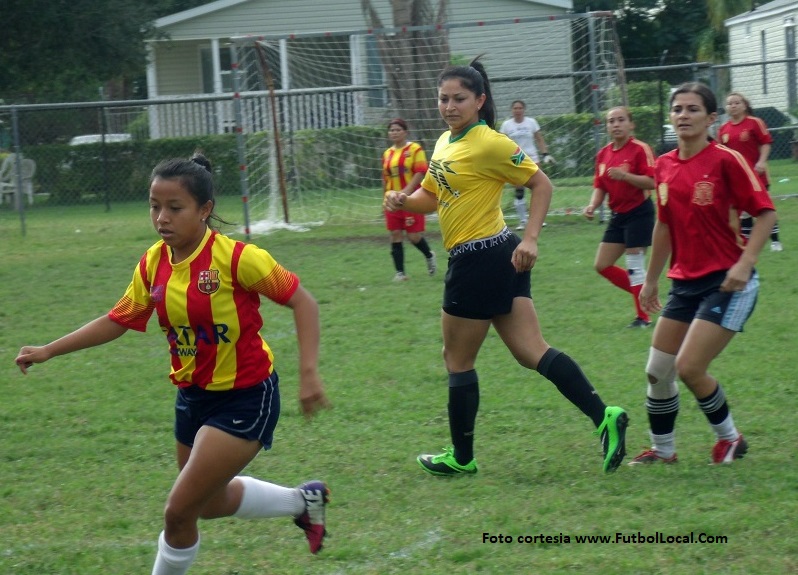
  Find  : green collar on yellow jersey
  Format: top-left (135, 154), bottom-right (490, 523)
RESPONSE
top-left (449, 120), bottom-right (486, 143)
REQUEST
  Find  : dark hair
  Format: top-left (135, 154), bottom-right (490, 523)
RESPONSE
top-left (670, 82), bottom-right (717, 115)
top-left (388, 118), bottom-right (408, 131)
top-left (437, 54), bottom-right (497, 129)
top-left (511, 100), bottom-right (526, 109)
top-left (150, 152), bottom-right (230, 229)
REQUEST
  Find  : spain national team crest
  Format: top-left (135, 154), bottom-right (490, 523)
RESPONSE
top-left (657, 183), bottom-right (668, 206)
top-left (721, 133), bottom-right (729, 144)
top-left (198, 269), bottom-right (221, 294)
top-left (692, 181), bottom-right (714, 206)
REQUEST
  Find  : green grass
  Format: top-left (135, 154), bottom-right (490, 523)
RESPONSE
top-left (1, 186), bottom-right (797, 574)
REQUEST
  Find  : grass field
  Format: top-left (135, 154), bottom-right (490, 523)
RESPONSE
top-left (1, 170), bottom-right (797, 574)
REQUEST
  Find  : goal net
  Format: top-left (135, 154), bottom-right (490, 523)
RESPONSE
top-left (230, 12), bottom-right (626, 235)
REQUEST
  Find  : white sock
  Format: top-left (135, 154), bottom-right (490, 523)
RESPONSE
top-left (151, 531), bottom-right (199, 575)
top-left (514, 198), bottom-right (527, 224)
top-left (650, 431), bottom-right (676, 459)
top-left (233, 476), bottom-right (305, 519)
top-left (710, 415), bottom-right (739, 442)
top-left (626, 252), bottom-right (646, 286)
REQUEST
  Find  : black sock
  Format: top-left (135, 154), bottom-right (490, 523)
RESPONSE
top-left (697, 384), bottom-right (729, 426)
top-left (391, 242), bottom-right (404, 272)
top-left (537, 348), bottom-right (606, 427)
top-left (740, 216), bottom-right (753, 239)
top-left (413, 237), bottom-right (433, 258)
top-left (645, 395), bottom-right (679, 435)
top-left (448, 371), bottom-right (479, 464)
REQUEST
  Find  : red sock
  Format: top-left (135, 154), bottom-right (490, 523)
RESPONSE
top-left (599, 266), bottom-right (632, 292)
top-left (630, 284), bottom-right (649, 322)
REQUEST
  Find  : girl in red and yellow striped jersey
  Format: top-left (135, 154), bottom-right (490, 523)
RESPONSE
top-left (15, 154), bottom-right (331, 573)
top-left (382, 118), bottom-right (436, 281)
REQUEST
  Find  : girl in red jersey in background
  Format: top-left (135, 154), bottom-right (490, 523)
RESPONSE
top-left (629, 83), bottom-right (776, 466)
top-left (382, 118), bottom-right (436, 281)
top-left (584, 107), bottom-right (656, 328)
top-left (15, 153), bottom-right (331, 574)
top-left (718, 91), bottom-right (783, 251)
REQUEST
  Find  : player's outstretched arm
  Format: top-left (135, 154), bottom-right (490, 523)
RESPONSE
top-left (285, 285), bottom-right (330, 418)
top-left (15, 315), bottom-right (129, 374)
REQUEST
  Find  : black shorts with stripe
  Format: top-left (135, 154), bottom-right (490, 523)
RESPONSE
top-left (602, 197), bottom-right (655, 248)
top-left (443, 231), bottom-right (531, 320)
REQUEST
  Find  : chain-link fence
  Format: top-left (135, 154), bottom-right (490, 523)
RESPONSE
top-left (2, 58), bottom-right (796, 224)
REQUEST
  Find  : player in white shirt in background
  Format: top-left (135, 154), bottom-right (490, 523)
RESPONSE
top-left (499, 100), bottom-right (555, 230)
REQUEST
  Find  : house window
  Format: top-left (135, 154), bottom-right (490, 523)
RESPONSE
top-left (366, 35), bottom-right (387, 107)
top-left (761, 31), bottom-right (767, 94)
top-left (201, 45), bottom-right (269, 93)
top-left (201, 47), bottom-right (232, 93)
top-left (786, 18), bottom-right (797, 108)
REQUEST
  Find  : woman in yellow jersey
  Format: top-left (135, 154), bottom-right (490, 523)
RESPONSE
top-left (16, 154), bottom-right (331, 574)
top-left (381, 118), bottom-right (436, 281)
top-left (384, 56), bottom-right (629, 475)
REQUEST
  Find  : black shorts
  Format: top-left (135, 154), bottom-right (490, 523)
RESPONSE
top-left (443, 229), bottom-right (531, 319)
top-left (602, 198), bottom-right (655, 248)
top-left (662, 270), bottom-right (759, 332)
top-left (174, 372), bottom-right (281, 450)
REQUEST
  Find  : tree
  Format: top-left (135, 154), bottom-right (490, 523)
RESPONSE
top-left (360, 0), bottom-right (451, 151)
top-left (696, 0), bottom-right (756, 62)
top-left (0, 0), bottom-right (207, 104)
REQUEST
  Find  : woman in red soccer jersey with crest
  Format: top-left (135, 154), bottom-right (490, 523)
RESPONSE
top-left (629, 83), bottom-right (776, 466)
top-left (16, 153), bottom-right (331, 574)
top-left (382, 118), bottom-right (436, 281)
top-left (718, 91), bottom-right (783, 251)
top-left (584, 107), bottom-right (656, 328)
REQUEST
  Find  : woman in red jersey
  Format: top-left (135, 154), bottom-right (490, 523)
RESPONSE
top-left (629, 83), bottom-right (776, 466)
top-left (382, 118), bottom-right (436, 281)
top-left (15, 154), bottom-right (331, 574)
top-left (584, 107), bottom-right (656, 328)
top-left (718, 91), bottom-right (783, 251)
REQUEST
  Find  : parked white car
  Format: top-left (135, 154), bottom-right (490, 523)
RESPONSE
top-left (69, 133), bottom-right (132, 146)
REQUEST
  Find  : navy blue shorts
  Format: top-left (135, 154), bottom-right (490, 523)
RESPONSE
top-left (443, 229), bottom-right (531, 320)
top-left (174, 372), bottom-right (281, 450)
top-left (662, 270), bottom-right (759, 332)
top-left (602, 198), bottom-right (655, 248)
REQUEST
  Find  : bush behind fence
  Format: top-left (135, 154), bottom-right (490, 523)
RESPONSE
top-left (2, 61), bottom-right (796, 214)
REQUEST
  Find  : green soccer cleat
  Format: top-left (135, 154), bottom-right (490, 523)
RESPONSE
top-left (595, 406), bottom-right (628, 472)
top-left (417, 447), bottom-right (478, 476)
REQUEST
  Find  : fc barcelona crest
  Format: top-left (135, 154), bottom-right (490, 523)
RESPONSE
top-left (198, 269), bottom-right (221, 294)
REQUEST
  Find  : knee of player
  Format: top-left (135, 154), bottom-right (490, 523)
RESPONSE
top-left (646, 347), bottom-right (676, 385)
top-left (163, 494), bottom-right (202, 529)
top-left (674, 357), bottom-right (704, 386)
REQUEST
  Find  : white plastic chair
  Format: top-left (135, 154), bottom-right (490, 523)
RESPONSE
top-left (0, 154), bottom-right (36, 207)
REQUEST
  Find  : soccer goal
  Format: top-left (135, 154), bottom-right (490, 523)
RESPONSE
top-left (229, 12), bottom-right (626, 236)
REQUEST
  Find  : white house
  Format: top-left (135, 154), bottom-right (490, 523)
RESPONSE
top-left (144, 0), bottom-right (582, 137)
top-left (726, 0), bottom-right (798, 111)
